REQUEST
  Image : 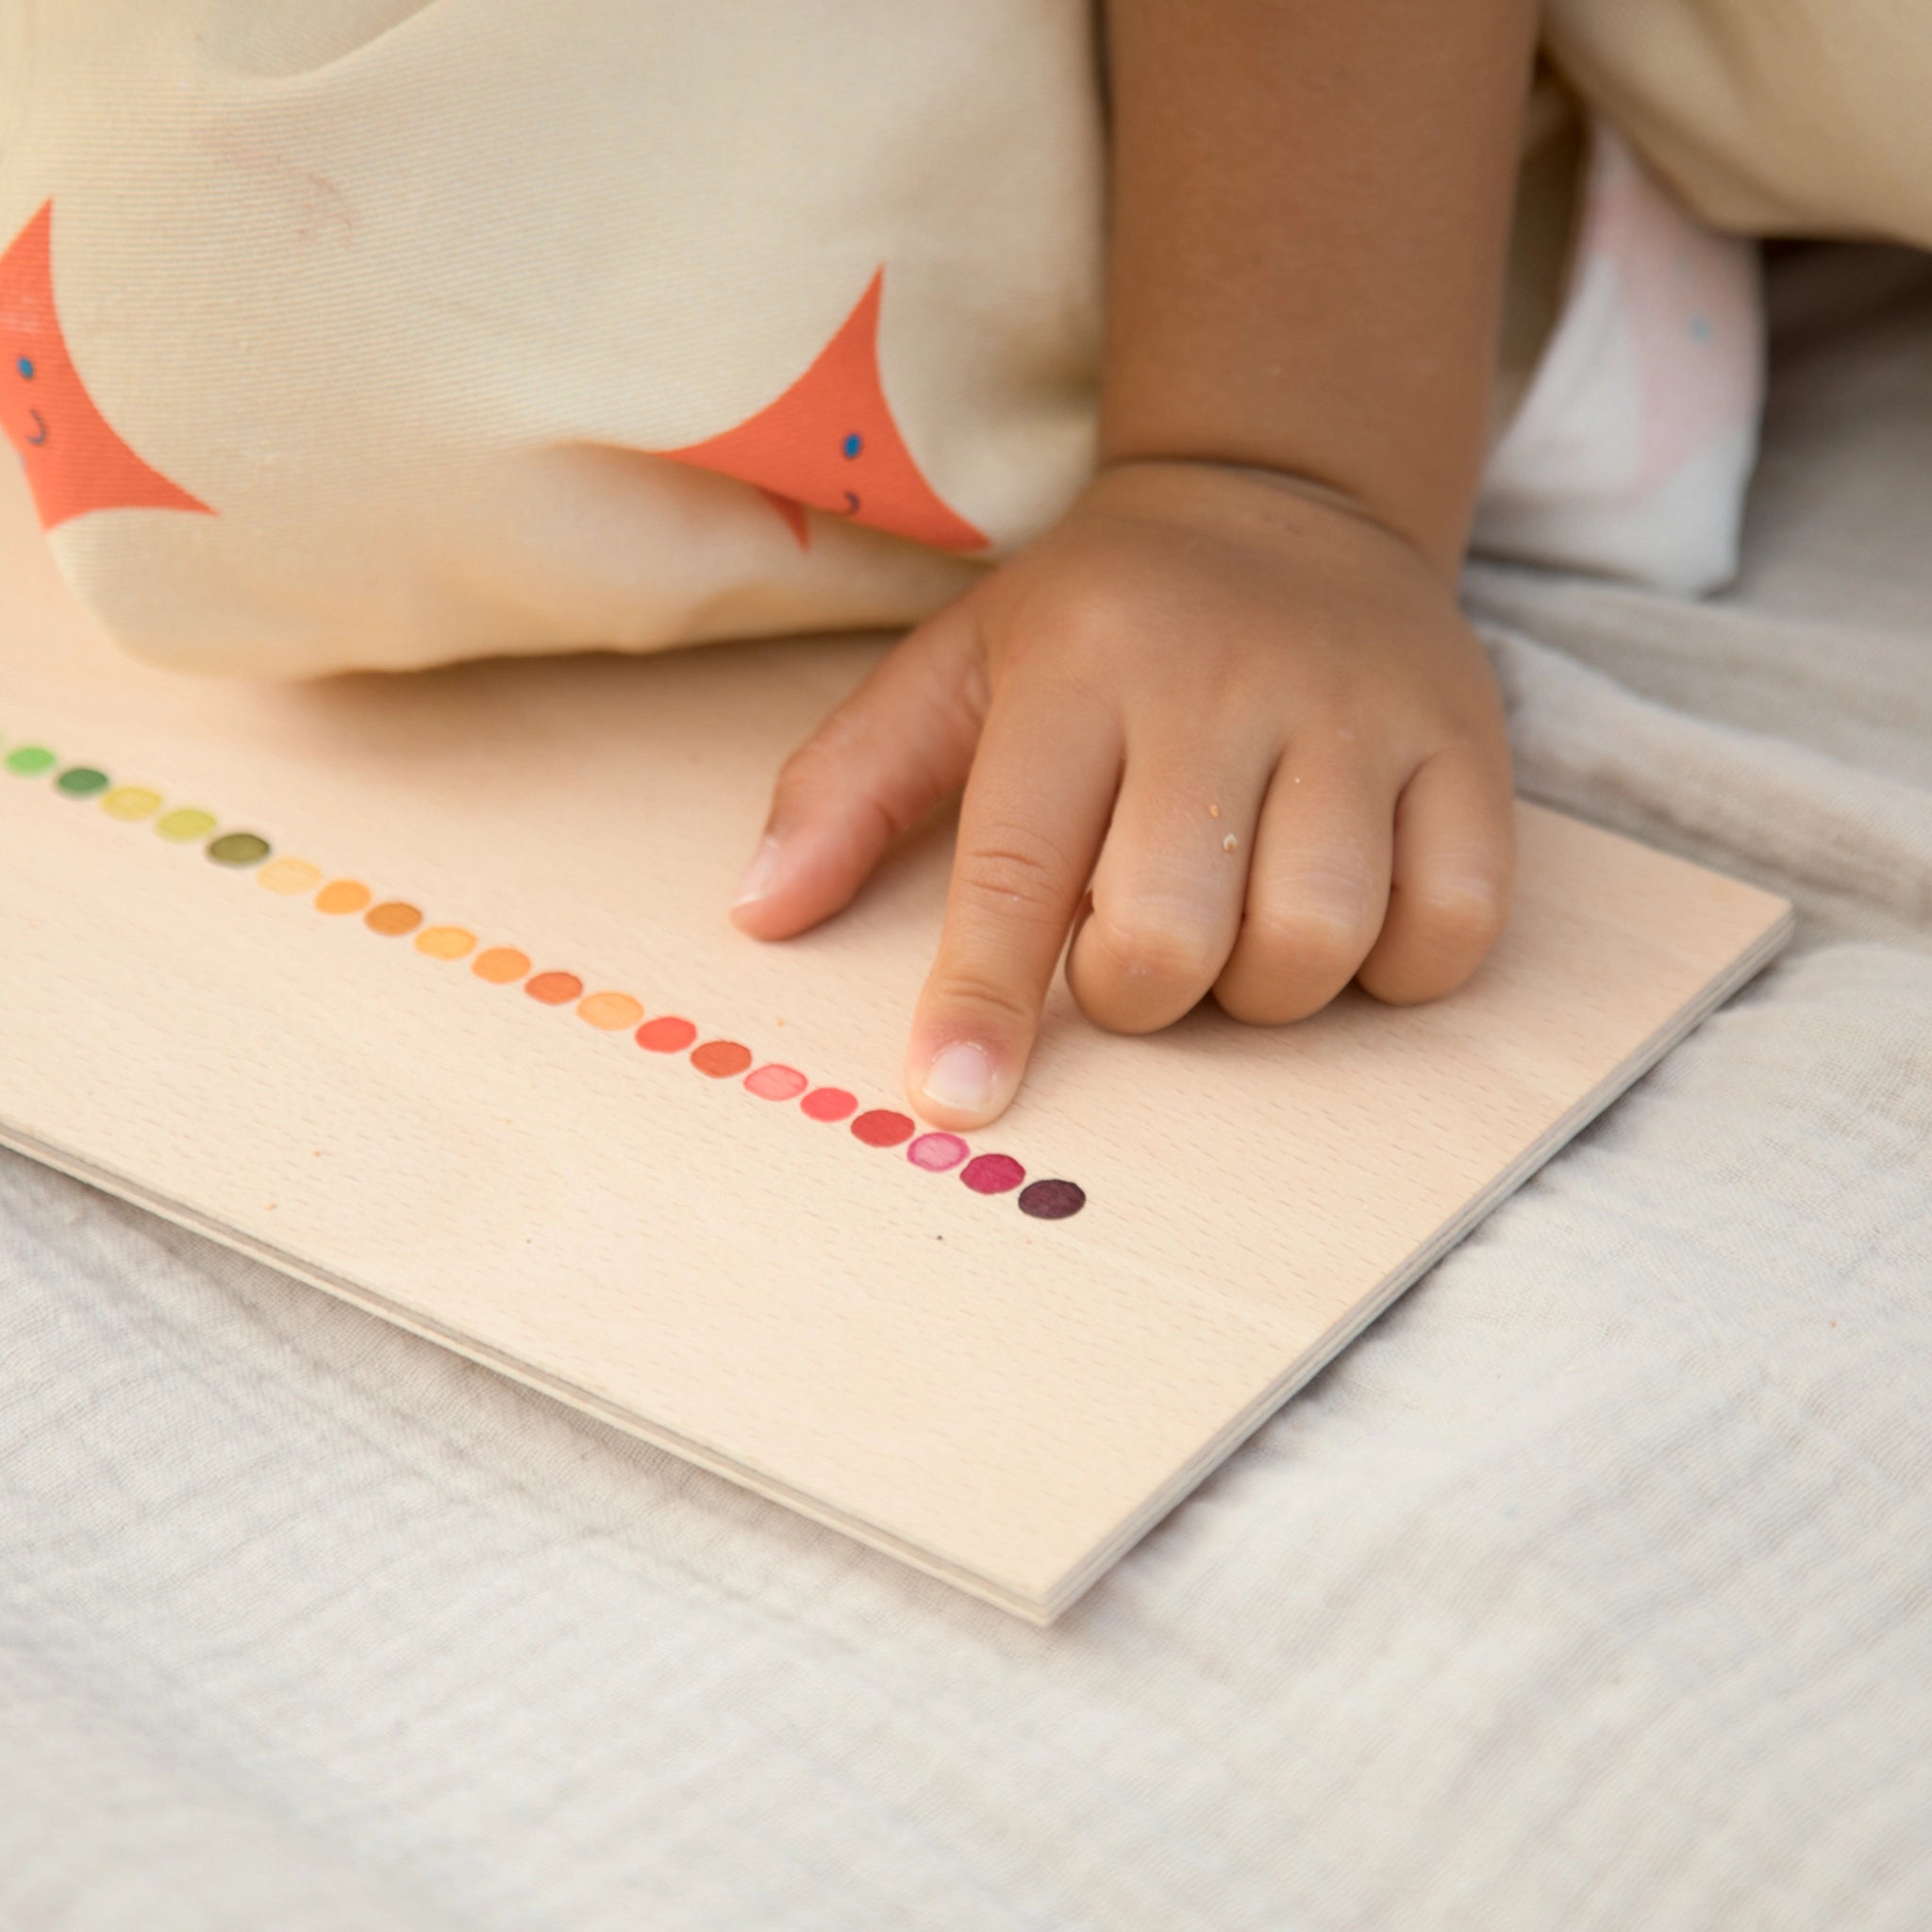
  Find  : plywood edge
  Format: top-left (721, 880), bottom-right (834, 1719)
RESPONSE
top-left (1037, 894), bottom-right (1795, 1622)
top-left (0, 1124), bottom-right (1058, 1625)
top-left (1, 891), bottom-right (1794, 1630)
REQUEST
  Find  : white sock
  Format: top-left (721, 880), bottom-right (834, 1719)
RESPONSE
top-left (1474, 118), bottom-right (1765, 597)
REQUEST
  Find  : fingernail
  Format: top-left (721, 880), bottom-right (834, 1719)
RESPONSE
top-left (921, 1041), bottom-right (996, 1113)
top-left (733, 834), bottom-right (784, 908)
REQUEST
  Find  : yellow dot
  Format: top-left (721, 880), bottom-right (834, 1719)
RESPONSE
top-left (258, 858), bottom-right (322, 895)
top-left (472, 946), bottom-right (530, 985)
top-left (315, 879), bottom-right (373, 915)
top-left (101, 786), bottom-right (162, 823)
top-left (414, 925), bottom-right (476, 960)
top-left (576, 991), bottom-right (643, 1031)
top-left (156, 808), bottom-right (217, 842)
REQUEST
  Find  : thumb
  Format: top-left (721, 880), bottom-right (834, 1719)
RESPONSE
top-left (729, 596), bottom-right (985, 941)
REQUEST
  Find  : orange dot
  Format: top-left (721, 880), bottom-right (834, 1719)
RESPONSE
top-left (636, 1015), bottom-right (697, 1054)
top-left (691, 1039), bottom-right (753, 1078)
top-left (365, 901), bottom-right (423, 937)
top-left (525, 971), bottom-right (583, 1006)
top-left (315, 879), bottom-right (372, 916)
top-left (577, 991), bottom-right (644, 1031)
top-left (414, 925), bottom-right (476, 960)
top-left (473, 947), bottom-right (531, 985)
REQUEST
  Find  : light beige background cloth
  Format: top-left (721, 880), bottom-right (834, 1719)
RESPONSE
top-left (3, 243), bottom-right (1929, 1928)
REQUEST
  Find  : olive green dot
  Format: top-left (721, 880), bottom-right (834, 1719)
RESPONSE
top-left (55, 766), bottom-right (109, 797)
top-left (206, 831), bottom-right (270, 868)
top-left (156, 808), bottom-right (217, 842)
top-left (5, 745), bottom-right (56, 775)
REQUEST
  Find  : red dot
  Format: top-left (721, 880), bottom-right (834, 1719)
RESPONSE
top-left (525, 971), bottom-right (584, 1006)
top-left (801, 1087), bottom-right (857, 1123)
top-left (851, 1108), bottom-right (914, 1147)
top-left (637, 1016), bottom-right (697, 1053)
top-left (691, 1039), bottom-right (753, 1078)
top-left (960, 1153), bottom-right (1025, 1194)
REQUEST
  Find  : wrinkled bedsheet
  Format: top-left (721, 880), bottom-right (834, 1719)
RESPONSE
top-left (4, 245), bottom-right (1929, 1931)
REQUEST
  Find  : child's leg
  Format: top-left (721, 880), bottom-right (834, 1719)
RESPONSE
top-left (1472, 90), bottom-right (1765, 597)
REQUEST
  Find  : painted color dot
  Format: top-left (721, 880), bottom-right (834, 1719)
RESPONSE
top-left (315, 878), bottom-right (372, 915)
top-left (258, 858), bottom-right (322, 895)
top-left (852, 1108), bottom-right (915, 1148)
top-left (841, 431), bottom-right (863, 458)
top-left (800, 1087), bottom-right (857, 1123)
top-left (691, 1039), bottom-right (753, 1078)
top-left (157, 808), bottom-right (217, 842)
top-left (1019, 1178), bottom-right (1086, 1220)
top-left (525, 970), bottom-right (583, 1006)
top-left (101, 786), bottom-right (162, 822)
top-left (365, 900), bottom-right (423, 937)
top-left (5, 745), bottom-right (55, 774)
top-left (637, 1015), bottom-right (697, 1053)
top-left (16, 356), bottom-right (33, 379)
top-left (744, 1063), bottom-right (808, 1102)
top-left (56, 767), bottom-right (109, 796)
top-left (207, 832), bottom-right (270, 867)
top-left (473, 946), bottom-right (530, 984)
top-left (961, 1153), bottom-right (1025, 1195)
top-left (908, 1131), bottom-right (969, 1173)
top-left (415, 925), bottom-right (476, 959)
top-left (577, 991), bottom-right (643, 1031)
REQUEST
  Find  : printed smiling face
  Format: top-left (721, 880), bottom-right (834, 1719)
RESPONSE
top-left (661, 268), bottom-right (987, 553)
top-left (0, 201), bottom-right (212, 531)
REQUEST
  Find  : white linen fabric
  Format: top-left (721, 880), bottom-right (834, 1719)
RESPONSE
top-left (3, 243), bottom-right (1930, 1931)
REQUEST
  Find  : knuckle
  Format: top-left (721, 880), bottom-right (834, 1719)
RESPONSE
top-left (1088, 907), bottom-right (1226, 991)
top-left (1243, 900), bottom-right (1374, 985)
top-left (951, 824), bottom-right (1072, 917)
top-left (1405, 872), bottom-right (1512, 955)
top-left (923, 966), bottom-right (1037, 1036)
top-left (1008, 571), bottom-right (1140, 671)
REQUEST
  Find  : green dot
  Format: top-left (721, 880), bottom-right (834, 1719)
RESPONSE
top-left (5, 745), bottom-right (56, 775)
top-left (206, 831), bottom-right (270, 868)
top-left (55, 766), bottom-right (109, 797)
top-left (156, 808), bottom-right (217, 842)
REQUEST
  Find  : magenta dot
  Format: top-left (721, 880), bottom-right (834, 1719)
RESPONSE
top-left (636, 1015), bottom-right (697, 1053)
top-left (851, 1108), bottom-right (915, 1148)
top-left (960, 1153), bottom-right (1024, 1195)
top-left (801, 1087), bottom-right (857, 1123)
top-left (907, 1131), bottom-right (968, 1173)
top-left (744, 1062), bottom-right (808, 1102)
top-left (1018, 1178), bottom-right (1086, 1220)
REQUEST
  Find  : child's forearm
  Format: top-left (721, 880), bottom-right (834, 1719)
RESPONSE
top-left (1099, 0), bottom-right (1541, 576)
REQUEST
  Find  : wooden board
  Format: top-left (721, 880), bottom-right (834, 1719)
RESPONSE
top-left (0, 466), bottom-right (1790, 1621)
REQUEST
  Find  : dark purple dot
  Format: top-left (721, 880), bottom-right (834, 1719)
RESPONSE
top-left (1018, 1178), bottom-right (1085, 1220)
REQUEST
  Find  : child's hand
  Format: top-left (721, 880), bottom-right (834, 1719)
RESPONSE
top-left (730, 459), bottom-right (1515, 1128)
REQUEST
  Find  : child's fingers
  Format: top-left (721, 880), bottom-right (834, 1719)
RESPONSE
top-left (1063, 729), bottom-right (1272, 1033)
top-left (1210, 743), bottom-right (1395, 1025)
top-left (905, 684), bottom-right (1121, 1128)
top-left (1355, 747), bottom-right (1514, 1006)
top-left (729, 600), bottom-right (984, 941)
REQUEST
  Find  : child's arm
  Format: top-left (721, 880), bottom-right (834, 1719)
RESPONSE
top-left (732, 0), bottom-right (1540, 1129)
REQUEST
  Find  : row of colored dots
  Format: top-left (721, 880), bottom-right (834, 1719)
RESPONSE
top-left (4, 735), bottom-right (1087, 1220)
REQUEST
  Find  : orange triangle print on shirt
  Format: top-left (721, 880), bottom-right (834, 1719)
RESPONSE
top-left (0, 201), bottom-right (213, 531)
top-left (660, 269), bottom-right (987, 553)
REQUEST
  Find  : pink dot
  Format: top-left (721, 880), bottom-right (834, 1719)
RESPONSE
top-left (744, 1062), bottom-right (808, 1101)
top-left (851, 1108), bottom-right (915, 1148)
top-left (801, 1087), bottom-right (857, 1123)
top-left (636, 1015), bottom-right (697, 1053)
top-left (960, 1153), bottom-right (1025, 1194)
top-left (908, 1131), bottom-right (969, 1173)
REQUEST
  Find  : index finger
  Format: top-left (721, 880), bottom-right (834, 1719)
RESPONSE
top-left (906, 682), bottom-right (1120, 1128)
